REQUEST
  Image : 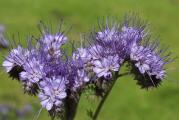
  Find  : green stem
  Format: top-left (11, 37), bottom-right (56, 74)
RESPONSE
top-left (92, 72), bottom-right (129, 120)
top-left (65, 92), bottom-right (81, 120)
top-left (92, 78), bottom-right (117, 120)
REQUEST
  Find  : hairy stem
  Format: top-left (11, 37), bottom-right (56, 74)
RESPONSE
top-left (65, 92), bottom-right (81, 120)
top-left (92, 72), bottom-right (129, 120)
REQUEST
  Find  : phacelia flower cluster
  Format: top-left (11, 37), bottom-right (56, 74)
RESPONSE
top-left (2, 26), bottom-right (90, 117)
top-left (129, 42), bottom-right (171, 88)
top-left (74, 17), bottom-right (171, 88)
top-left (2, 16), bottom-right (172, 119)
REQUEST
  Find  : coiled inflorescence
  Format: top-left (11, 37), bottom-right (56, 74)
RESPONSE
top-left (2, 24), bottom-right (90, 117)
top-left (2, 15), bottom-right (172, 119)
top-left (75, 17), bottom-right (171, 88)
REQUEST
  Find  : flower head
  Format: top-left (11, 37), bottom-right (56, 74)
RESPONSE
top-left (129, 42), bottom-right (170, 88)
top-left (120, 26), bottom-right (145, 46)
top-left (2, 45), bottom-right (27, 79)
top-left (92, 55), bottom-right (120, 79)
top-left (86, 23), bottom-right (128, 79)
top-left (38, 33), bottom-right (67, 59)
top-left (92, 26), bottom-right (126, 57)
top-left (20, 57), bottom-right (44, 83)
top-left (38, 76), bottom-right (67, 111)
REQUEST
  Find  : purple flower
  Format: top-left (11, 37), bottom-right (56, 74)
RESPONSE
top-left (94, 27), bottom-right (125, 56)
top-left (129, 42), bottom-right (169, 88)
top-left (86, 23), bottom-right (133, 79)
top-left (72, 69), bottom-right (89, 91)
top-left (38, 76), bottom-right (67, 111)
top-left (120, 26), bottom-right (145, 45)
top-left (130, 45), bottom-right (151, 73)
top-left (96, 26), bottom-right (119, 42)
top-left (41, 33), bottom-right (67, 46)
top-left (38, 33), bottom-right (67, 58)
top-left (92, 55), bottom-right (120, 79)
top-left (20, 57), bottom-right (44, 83)
top-left (72, 47), bottom-right (91, 63)
top-left (67, 59), bottom-right (89, 91)
top-left (2, 45), bottom-right (28, 79)
top-left (88, 45), bottom-right (103, 60)
top-left (3, 45), bottom-right (26, 72)
top-left (2, 17), bottom-right (173, 120)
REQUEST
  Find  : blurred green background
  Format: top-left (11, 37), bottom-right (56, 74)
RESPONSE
top-left (0, 0), bottom-right (179, 120)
